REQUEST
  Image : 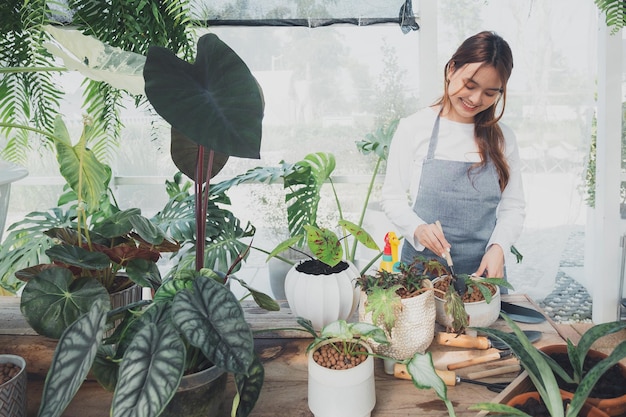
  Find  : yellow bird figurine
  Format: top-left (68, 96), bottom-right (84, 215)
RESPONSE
top-left (380, 231), bottom-right (401, 273)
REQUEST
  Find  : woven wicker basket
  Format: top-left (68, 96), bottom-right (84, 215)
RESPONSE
top-left (358, 281), bottom-right (436, 360)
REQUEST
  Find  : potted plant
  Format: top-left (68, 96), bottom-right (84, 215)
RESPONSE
top-left (432, 273), bottom-right (513, 333)
top-left (32, 31), bottom-right (275, 417)
top-left (10, 115), bottom-right (180, 339)
top-left (301, 318), bottom-right (387, 417)
top-left (356, 254), bottom-right (441, 374)
top-left (470, 313), bottom-right (626, 417)
top-left (210, 119), bottom-right (398, 302)
top-left (297, 317), bottom-right (457, 417)
top-left (0, 354), bottom-right (27, 417)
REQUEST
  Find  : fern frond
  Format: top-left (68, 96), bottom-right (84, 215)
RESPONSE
top-left (595, 0), bottom-right (626, 34)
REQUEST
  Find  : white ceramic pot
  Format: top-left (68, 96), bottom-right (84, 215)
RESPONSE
top-left (0, 354), bottom-right (27, 417)
top-left (432, 276), bottom-right (501, 328)
top-left (308, 338), bottom-right (375, 417)
top-left (358, 281), bottom-right (436, 361)
top-left (284, 260), bottom-right (360, 330)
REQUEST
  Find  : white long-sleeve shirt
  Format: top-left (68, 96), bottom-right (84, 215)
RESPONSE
top-left (380, 106), bottom-right (525, 254)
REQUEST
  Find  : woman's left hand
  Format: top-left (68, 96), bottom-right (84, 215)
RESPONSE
top-left (474, 244), bottom-right (505, 278)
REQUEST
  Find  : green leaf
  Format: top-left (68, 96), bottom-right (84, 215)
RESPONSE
top-left (111, 321), bottom-right (186, 417)
top-left (172, 274), bottom-right (254, 374)
top-left (230, 276), bottom-right (280, 311)
top-left (91, 208), bottom-right (140, 238)
top-left (233, 355), bottom-right (265, 417)
top-left (473, 314), bottom-right (565, 417)
top-left (91, 344), bottom-right (119, 392)
top-left (469, 402), bottom-right (532, 416)
top-left (338, 219), bottom-right (379, 251)
top-left (38, 300), bottom-right (109, 417)
top-left (304, 225), bottom-right (342, 267)
top-left (574, 320), bottom-right (626, 377)
top-left (125, 258), bottom-right (162, 289)
top-left (364, 286), bottom-right (402, 334)
top-left (347, 322), bottom-right (389, 345)
top-left (52, 116), bottom-right (111, 212)
top-left (21, 269), bottom-right (110, 339)
top-left (45, 244), bottom-right (111, 270)
top-left (144, 33), bottom-right (264, 160)
top-left (284, 152), bottom-right (335, 240)
top-left (405, 352), bottom-right (449, 403)
top-left (568, 340), bottom-right (626, 417)
top-left (129, 215), bottom-right (166, 246)
top-left (153, 277), bottom-right (194, 303)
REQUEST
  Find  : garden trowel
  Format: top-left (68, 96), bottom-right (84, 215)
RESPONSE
top-left (435, 220), bottom-right (467, 296)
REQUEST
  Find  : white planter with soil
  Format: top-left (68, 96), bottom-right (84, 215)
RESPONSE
top-left (308, 338), bottom-right (375, 417)
top-left (284, 259), bottom-right (360, 330)
top-left (432, 275), bottom-right (501, 328)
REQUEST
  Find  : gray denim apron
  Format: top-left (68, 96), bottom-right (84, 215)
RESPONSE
top-left (400, 115), bottom-right (502, 277)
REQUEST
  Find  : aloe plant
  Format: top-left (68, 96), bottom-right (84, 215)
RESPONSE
top-left (470, 313), bottom-right (626, 417)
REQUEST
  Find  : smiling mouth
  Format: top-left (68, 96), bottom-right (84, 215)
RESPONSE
top-left (461, 99), bottom-right (477, 110)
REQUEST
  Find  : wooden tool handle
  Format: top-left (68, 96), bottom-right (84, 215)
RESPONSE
top-left (446, 350), bottom-right (503, 370)
top-left (466, 364), bottom-right (521, 380)
top-left (393, 363), bottom-right (458, 386)
top-left (435, 332), bottom-right (491, 349)
top-left (434, 221), bottom-right (453, 266)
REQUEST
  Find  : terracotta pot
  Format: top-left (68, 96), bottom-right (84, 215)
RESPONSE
top-left (160, 365), bottom-right (228, 417)
top-left (284, 260), bottom-right (360, 330)
top-left (432, 275), bottom-right (501, 328)
top-left (0, 354), bottom-right (27, 417)
top-left (308, 338), bottom-right (375, 417)
top-left (507, 391), bottom-right (610, 417)
top-left (540, 344), bottom-right (626, 416)
top-left (358, 281), bottom-right (436, 361)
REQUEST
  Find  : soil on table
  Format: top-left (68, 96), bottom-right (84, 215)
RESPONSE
top-left (551, 352), bottom-right (626, 399)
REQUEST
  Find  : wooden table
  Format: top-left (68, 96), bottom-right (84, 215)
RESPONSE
top-left (1, 294), bottom-right (566, 416)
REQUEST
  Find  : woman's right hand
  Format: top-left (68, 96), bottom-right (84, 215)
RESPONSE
top-left (415, 223), bottom-right (451, 257)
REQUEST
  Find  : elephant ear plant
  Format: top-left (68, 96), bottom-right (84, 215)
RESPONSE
top-left (36, 33), bottom-right (274, 417)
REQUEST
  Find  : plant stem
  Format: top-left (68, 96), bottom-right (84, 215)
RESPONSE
top-left (350, 155), bottom-right (382, 261)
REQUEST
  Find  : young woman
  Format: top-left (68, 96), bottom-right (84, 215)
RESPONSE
top-left (381, 31), bottom-right (525, 279)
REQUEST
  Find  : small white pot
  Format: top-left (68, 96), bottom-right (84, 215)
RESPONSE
top-left (308, 338), bottom-right (375, 417)
top-left (432, 276), bottom-right (501, 328)
top-left (284, 260), bottom-right (360, 330)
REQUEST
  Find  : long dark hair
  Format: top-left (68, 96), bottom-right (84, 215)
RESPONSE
top-left (436, 31), bottom-right (514, 191)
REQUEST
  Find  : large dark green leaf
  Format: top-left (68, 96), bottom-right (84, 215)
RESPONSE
top-left (45, 244), bottom-right (111, 270)
top-left (172, 274), bottom-right (254, 374)
top-left (38, 300), bottom-right (109, 417)
top-left (92, 344), bottom-right (119, 392)
top-left (170, 127), bottom-right (229, 182)
top-left (234, 355), bottom-right (264, 417)
top-left (111, 321), bottom-right (186, 417)
top-left (144, 33), bottom-right (264, 160)
top-left (21, 269), bottom-right (110, 339)
top-left (125, 258), bottom-right (161, 289)
top-left (91, 208), bottom-right (140, 238)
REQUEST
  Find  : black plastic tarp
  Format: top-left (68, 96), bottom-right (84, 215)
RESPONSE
top-left (190, 0), bottom-right (419, 32)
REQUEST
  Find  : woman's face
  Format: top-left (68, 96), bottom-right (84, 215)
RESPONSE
top-left (444, 62), bottom-right (502, 123)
